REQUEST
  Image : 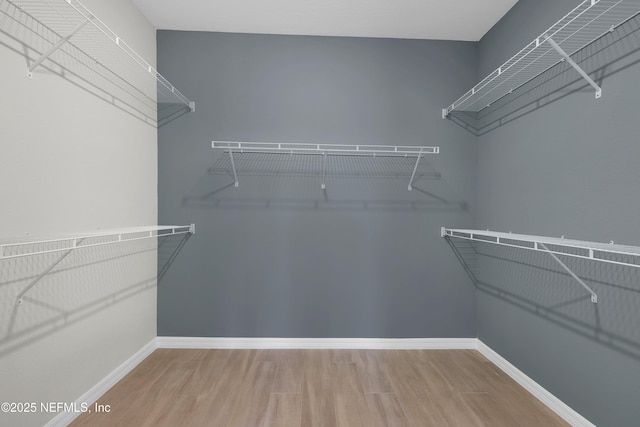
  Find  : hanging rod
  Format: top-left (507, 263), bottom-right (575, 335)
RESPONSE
top-left (442, 0), bottom-right (640, 117)
top-left (212, 141), bottom-right (440, 191)
top-left (442, 228), bottom-right (640, 303)
top-left (5, 0), bottom-right (195, 111)
top-left (1, 225), bottom-right (195, 306)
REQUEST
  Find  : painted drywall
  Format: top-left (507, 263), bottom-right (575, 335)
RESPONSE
top-left (474, 1), bottom-right (640, 426)
top-left (157, 32), bottom-right (478, 338)
top-left (0, 0), bottom-right (158, 425)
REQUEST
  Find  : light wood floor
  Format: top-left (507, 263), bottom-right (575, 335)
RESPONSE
top-left (70, 349), bottom-right (568, 427)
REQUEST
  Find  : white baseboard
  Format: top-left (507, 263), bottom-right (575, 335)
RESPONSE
top-left (477, 340), bottom-right (595, 427)
top-left (44, 339), bottom-right (157, 427)
top-left (156, 336), bottom-right (477, 350)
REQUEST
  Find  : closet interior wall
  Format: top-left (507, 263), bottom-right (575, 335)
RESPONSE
top-left (475, 0), bottom-right (640, 425)
top-left (0, 1), bottom-right (158, 426)
top-left (156, 31), bottom-right (478, 339)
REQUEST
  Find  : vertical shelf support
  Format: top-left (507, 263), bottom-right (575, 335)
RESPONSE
top-left (321, 153), bottom-right (327, 190)
top-left (408, 149), bottom-right (423, 191)
top-left (227, 147), bottom-right (239, 187)
top-left (27, 17), bottom-right (92, 78)
top-left (538, 243), bottom-right (598, 303)
top-left (545, 36), bottom-right (602, 99)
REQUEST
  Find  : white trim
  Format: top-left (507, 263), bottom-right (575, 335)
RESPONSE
top-left (44, 339), bottom-right (157, 427)
top-left (156, 336), bottom-right (477, 350)
top-left (477, 340), bottom-right (596, 427)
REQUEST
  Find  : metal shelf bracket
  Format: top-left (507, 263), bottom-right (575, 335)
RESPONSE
top-left (408, 148), bottom-right (424, 191)
top-left (15, 239), bottom-right (82, 305)
top-left (227, 148), bottom-right (239, 187)
top-left (321, 152), bottom-right (327, 190)
top-left (538, 242), bottom-right (598, 303)
top-left (545, 35), bottom-right (602, 99)
top-left (27, 16), bottom-right (92, 78)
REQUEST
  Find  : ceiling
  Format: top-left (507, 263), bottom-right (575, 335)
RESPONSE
top-left (132, 0), bottom-right (518, 42)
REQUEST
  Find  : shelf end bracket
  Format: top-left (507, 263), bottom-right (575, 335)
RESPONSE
top-left (538, 243), bottom-right (598, 303)
top-left (546, 36), bottom-right (602, 99)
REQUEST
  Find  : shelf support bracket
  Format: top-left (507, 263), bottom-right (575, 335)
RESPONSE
top-left (27, 17), bottom-right (92, 78)
top-left (227, 148), bottom-right (239, 187)
top-left (321, 153), bottom-right (327, 190)
top-left (15, 238), bottom-right (84, 306)
top-left (545, 36), bottom-right (602, 99)
top-left (408, 149), bottom-right (423, 191)
top-left (538, 243), bottom-right (598, 303)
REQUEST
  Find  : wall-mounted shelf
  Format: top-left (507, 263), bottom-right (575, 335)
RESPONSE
top-left (212, 141), bottom-right (440, 191)
top-left (442, 0), bottom-right (640, 117)
top-left (2, 0), bottom-right (194, 113)
top-left (1, 224), bottom-right (195, 305)
top-left (442, 228), bottom-right (640, 304)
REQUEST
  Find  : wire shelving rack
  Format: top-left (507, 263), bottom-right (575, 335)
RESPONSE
top-left (1, 0), bottom-right (194, 113)
top-left (212, 141), bottom-right (440, 191)
top-left (1, 225), bottom-right (195, 305)
top-left (442, 227), bottom-right (640, 304)
top-left (442, 0), bottom-right (640, 117)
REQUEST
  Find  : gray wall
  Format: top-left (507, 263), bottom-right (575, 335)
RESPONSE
top-left (157, 31), bottom-right (478, 338)
top-left (475, 0), bottom-right (640, 426)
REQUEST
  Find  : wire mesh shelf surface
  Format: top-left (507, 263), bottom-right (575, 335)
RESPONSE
top-left (443, 0), bottom-right (640, 115)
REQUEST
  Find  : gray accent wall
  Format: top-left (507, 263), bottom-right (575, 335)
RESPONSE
top-left (157, 5), bottom-right (640, 423)
top-left (475, 1), bottom-right (640, 426)
top-left (157, 31), bottom-right (478, 338)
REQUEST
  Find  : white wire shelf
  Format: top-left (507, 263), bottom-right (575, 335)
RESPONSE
top-left (0, 225), bottom-right (195, 261)
top-left (1, 225), bottom-right (195, 305)
top-left (443, 0), bottom-right (640, 117)
top-left (442, 228), bottom-right (640, 303)
top-left (212, 141), bottom-right (440, 191)
top-left (2, 0), bottom-right (194, 112)
top-left (212, 141), bottom-right (439, 157)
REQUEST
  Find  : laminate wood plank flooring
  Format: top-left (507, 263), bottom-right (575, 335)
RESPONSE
top-left (70, 349), bottom-right (569, 427)
top-left (301, 351), bottom-right (336, 427)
